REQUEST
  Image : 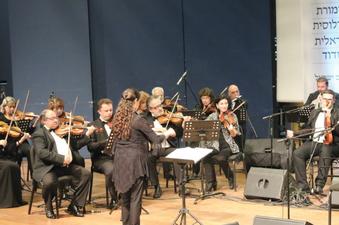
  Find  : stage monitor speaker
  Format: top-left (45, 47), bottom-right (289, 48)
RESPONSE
top-left (253, 216), bottom-right (313, 225)
top-left (244, 138), bottom-right (292, 169)
top-left (244, 167), bottom-right (287, 201)
top-left (330, 190), bottom-right (339, 208)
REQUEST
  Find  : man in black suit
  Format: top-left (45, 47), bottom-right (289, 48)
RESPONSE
top-left (305, 76), bottom-right (339, 108)
top-left (288, 90), bottom-right (339, 194)
top-left (87, 98), bottom-right (117, 207)
top-left (227, 84), bottom-right (248, 151)
top-left (31, 109), bottom-right (91, 219)
top-left (145, 96), bottom-right (182, 198)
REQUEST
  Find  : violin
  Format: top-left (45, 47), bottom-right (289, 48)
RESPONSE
top-left (0, 121), bottom-right (23, 138)
top-left (219, 112), bottom-right (238, 137)
top-left (163, 98), bottom-right (187, 112)
top-left (157, 111), bottom-right (184, 126)
top-left (56, 115), bottom-right (88, 137)
top-left (15, 110), bottom-right (40, 121)
top-left (324, 113), bottom-right (333, 145)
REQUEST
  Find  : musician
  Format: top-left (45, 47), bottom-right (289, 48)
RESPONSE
top-left (151, 87), bottom-right (165, 103)
top-left (136, 91), bottom-right (150, 116)
top-left (87, 98), bottom-right (117, 208)
top-left (201, 95), bottom-right (241, 191)
top-left (0, 97), bottom-right (31, 163)
top-left (109, 88), bottom-right (174, 225)
top-left (47, 96), bottom-right (96, 167)
top-left (288, 90), bottom-right (339, 194)
top-left (194, 87), bottom-right (216, 120)
top-left (305, 76), bottom-right (339, 108)
top-left (145, 95), bottom-right (183, 198)
top-left (31, 109), bottom-right (91, 218)
top-left (227, 84), bottom-right (248, 151)
top-left (0, 138), bottom-right (26, 208)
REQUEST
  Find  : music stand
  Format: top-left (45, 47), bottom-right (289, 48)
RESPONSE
top-left (181, 110), bottom-right (202, 120)
top-left (183, 120), bottom-right (225, 203)
top-left (163, 147), bottom-right (213, 225)
top-left (285, 105), bottom-right (314, 123)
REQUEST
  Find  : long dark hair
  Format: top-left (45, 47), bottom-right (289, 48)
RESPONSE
top-left (111, 88), bottom-right (139, 140)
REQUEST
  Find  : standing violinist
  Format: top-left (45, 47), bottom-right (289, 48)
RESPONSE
top-left (227, 84), bottom-right (248, 151)
top-left (47, 97), bottom-right (96, 167)
top-left (87, 98), bottom-right (117, 208)
top-left (201, 95), bottom-right (241, 191)
top-left (288, 89), bottom-right (339, 194)
top-left (145, 95), bottom-right (183, 198)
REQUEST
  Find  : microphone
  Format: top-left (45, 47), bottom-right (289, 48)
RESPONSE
top-left (176, 71), bottom-right (187, 86)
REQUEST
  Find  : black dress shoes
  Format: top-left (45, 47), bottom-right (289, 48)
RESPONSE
top-left (66, 204), bottom-right (84, 217)
top-left (314, 185), bottom-right (324, 195)
top-left (45, 207), bottom-right (56, 219)
top-left (153, 185), bottom-right (162, 199)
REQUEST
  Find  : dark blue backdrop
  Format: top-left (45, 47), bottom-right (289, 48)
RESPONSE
top-left (0, 0), bottom-right (274, 138)
top-left (89, 0), bottom-right (274, 137)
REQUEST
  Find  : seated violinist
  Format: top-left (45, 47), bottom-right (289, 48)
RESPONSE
top-left (0, 97), bottom-right (31, 164)
top-left (47, 96), bottom-right (96, 167)
top-left (145, 95), bottom-right (183, 198)
top-left (31, 109), bottom-right (91, 218)
top-left (287, 89), bottom-right (339, 194)
top-left (151, 87), bottom-right (165, 103)
top-left (0, 137), bottom-right (27, 208)
top-left (87, 98), bottom-right (117, 208)
top-left (194, 87), bottom-right (216, 120)
top-left (136, 91), bottom-right (150, 116)
top-left (200, 95), bottom-right (241, 191)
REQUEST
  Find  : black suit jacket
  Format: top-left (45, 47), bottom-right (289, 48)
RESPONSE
top-left (87, 119), bottom-right (110, 160)
top-left (305, 91), bottom-right (339, 108)
top-left (31, 127), bottom-right (65, 182)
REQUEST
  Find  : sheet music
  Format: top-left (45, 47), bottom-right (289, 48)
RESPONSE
top-left (166, 147), bottom-right (213, 164)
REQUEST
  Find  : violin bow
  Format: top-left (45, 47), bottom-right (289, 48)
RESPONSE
top-left (165, 93), bottom-right (180, 129)
top-left (22, 90), bottom-right (30, 114)
top-left (231, 100), bottom-right (246, 113)
top-left (5, 99), bottom-right (20, 141)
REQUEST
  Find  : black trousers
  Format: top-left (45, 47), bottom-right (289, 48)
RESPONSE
top-left (0, 159), bottom-right (23, 208)
top-left (41, 164), bottom-right (91, 210)
top-left (147, 147), bottom-right (181, 186)
top-left (92, 158), bottom-right (117, 200)
top-left (203, 148), bottom-right (233, 184)
top-left (293, 141), bottom-right (333, 190)
top-left (121, 177), bottom-right (144, 225)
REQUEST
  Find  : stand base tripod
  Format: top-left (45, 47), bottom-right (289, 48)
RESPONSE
top-left (172, 208), bottom-right (203, 225)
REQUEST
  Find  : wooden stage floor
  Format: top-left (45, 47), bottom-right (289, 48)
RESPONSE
top-left (0, 160), bottom-right (338, 225)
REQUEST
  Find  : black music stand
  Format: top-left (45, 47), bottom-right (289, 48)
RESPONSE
top-left (182, 120), bottom-right (225, 203)
top-left (163, 147), bottom-right (212, 225)
top-left (285, 105), bottom-right (314, 123)
top-left (181, 110), bottom-right (202, 120)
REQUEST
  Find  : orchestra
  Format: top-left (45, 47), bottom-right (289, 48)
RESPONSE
top-left (1, 76), bottom-right (338, 225)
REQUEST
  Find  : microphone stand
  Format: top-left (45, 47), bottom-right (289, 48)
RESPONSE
top-left (262, 104), bottom-right (314, 167)
top-left (176, 71), bottom-right (199, 107)
top-left (277, 122), bottom-right (339, 219)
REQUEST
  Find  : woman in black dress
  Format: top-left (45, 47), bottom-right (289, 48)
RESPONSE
top-left (108, 88), bottom-right (174, 225)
